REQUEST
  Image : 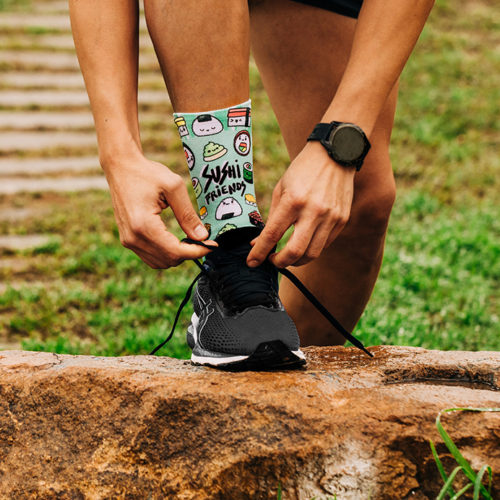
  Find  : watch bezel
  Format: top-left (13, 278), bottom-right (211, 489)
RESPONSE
top-left (320, 122), bottom-right (371, 170)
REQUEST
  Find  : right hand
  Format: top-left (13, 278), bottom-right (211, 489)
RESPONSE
top-left (104, 155), bottom-right (215, 269)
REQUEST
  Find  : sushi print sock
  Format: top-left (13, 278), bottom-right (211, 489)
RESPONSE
top-left (173, 99), bottom-right (264, 241)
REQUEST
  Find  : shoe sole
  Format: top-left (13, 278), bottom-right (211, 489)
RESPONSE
top-left (191, 340), bottom-right (306, 371)
top-left (188, 312), bottom-right (306, 371)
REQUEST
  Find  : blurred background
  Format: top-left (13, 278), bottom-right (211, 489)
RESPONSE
top-left (0, 0), bottom-right (498, 357)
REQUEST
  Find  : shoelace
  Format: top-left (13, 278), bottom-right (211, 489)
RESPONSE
top-left (207, 245), bottom-right (278, 311)
top-left (150, 238), bottom-right (373, 358)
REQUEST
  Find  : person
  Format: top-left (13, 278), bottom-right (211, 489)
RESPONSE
top-left (69, 0), bottom-right (434, 369)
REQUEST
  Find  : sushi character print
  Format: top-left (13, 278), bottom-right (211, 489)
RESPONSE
top-left (174, 116), bottom-right (189, 137)
top-left (192, 114), bottom-right (223, 136)
top-left (192, 177), bottom-right (202, 198)
top-left (234, 130), bottom-right (251, 156)
top-left (183, 143), bottom-right (195, 170)
top-left (243, 162), bottom-right (253, 183)
top-left (203, 141), bottom-right (227, 162)
top-left (215, 197), bottom-right (243, 220)
top-left (217, 223), bottom-right (237, 237)
top-left (227, 107), bottom-right (251, 128)
top-left (248, 211), bottom-right (265, 228)
top-left (244, 194), bottom-right (257, 207)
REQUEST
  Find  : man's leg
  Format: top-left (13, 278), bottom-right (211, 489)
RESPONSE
top-left (144, 0), bottom-right (305, 368)
top-left (143, 0), bottom-right (249, 112)
top-left (249, 0), bottom-right (398, 346)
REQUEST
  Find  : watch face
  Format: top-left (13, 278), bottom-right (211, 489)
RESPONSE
top-left (330, 124), bottom-right (365, 162)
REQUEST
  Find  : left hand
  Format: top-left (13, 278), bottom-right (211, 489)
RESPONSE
top-left (247, 141), bottom-right (355, 268)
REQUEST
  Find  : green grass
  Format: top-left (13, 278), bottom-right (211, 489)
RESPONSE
top-left (430, 408), bottom-right (500, 499)
top-left (0, 0), bottom-right (499, 356)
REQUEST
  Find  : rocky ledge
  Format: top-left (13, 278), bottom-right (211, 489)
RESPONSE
top-left (0, 346), bottom-right (498, 499)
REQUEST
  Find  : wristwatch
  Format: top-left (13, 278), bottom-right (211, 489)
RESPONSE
top-left (307, 121), bottom-right (371, 171)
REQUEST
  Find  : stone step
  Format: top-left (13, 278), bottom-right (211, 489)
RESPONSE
top-left (0, 13), bottom-right (71, 31)
top-left (0, 131), bottom-right (97, 154)
top-left (0, 234), bottom-right (53, 251)
top-left (0, 111), bottom-right (94, 130)
top-left (0, 72), bottom-right (164, 90)
top-left (0, 33), bottom-right (154, 51)
top-left (0, 157), bottom-right (99, 176)
top-left (32, 0), bottom-right (71, 14)
top-left (1, 50), bottom-right (159, 72)
top-left (1, 71), bottom-right (85, 89)
top-left (0, 13), bottom-right (148, 33)
top-left (0, 89), bottom-right (169, 109)
top-left (0, 176), bottom-right (107, 195)
top-left (0, 207), bottom-right (47, 222)
top-left (0, 111), bottom-right (169, 132)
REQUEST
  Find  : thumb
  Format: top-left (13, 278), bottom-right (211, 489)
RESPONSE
top-left (166, 181), bottom-right (208, 241)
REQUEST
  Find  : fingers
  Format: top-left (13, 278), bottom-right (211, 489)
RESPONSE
top-left (165, 174), bottom-right (208, 241)
top-left (247, 198), bottom-right (295, 267)
top-left (121, 215), bottom-right (214, 269)
top-left (268, 217), bottom-right (316, 268)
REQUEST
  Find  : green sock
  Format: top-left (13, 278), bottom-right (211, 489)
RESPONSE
top-left (173, 99), bottom-right (263, 240)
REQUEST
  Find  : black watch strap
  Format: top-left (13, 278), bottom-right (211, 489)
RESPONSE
top-left (307, 122), bottom-right (340, 142)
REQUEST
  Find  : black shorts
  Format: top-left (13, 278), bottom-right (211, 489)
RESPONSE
top-left (290, 0), bottom-right (363, 18)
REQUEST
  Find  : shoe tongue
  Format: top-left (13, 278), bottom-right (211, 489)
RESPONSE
top-left (208, 227), bottom-right (278, 310)
top-left (215, 226), bottom-right (261, 250)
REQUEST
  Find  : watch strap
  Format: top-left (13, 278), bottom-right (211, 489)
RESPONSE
top-left (307, 122), bottom-right (341, 143)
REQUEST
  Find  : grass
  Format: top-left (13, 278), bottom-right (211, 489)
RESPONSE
top-left (0, 0), bottom-right (499, 357)
top-left (430, 408), bottom-right (500, 499)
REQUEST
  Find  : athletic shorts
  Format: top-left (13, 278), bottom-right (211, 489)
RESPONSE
top-left (290, 0), bottom-right (363, 18)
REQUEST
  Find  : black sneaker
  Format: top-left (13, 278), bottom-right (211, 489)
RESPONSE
top-left (186, 228), bottom-right (305, 370)
top-left (150, 228), bottom-right (373, 369)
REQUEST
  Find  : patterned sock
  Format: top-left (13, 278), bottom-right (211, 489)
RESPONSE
top-left (173, 99), bottom-right (264, 241)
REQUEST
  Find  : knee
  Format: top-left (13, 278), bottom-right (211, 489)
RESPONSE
top-left (349, 173), bottom-right (396, 236)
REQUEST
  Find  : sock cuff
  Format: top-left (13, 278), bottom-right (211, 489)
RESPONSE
top-left (173, 99), bottom-right (251, 118)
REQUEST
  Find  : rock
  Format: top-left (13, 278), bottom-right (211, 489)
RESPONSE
top-left (0, 347), bottom-right (498, 499)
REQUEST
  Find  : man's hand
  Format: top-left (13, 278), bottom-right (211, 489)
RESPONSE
top-left (247, 141), bottom-right (355, 268)
top-left (104, 155), bottom-right (215, 269)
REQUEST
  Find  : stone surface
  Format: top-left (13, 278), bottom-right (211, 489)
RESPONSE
top-left (0, 234), bottom-right (53, 251)
top-left (0, 13), bottom-right (148, 32)
top-left (0, 33), bottom-right (154, 51)
top-left (0, 111), bottom-right (95, 130)
top-left (0, 346), bottom-right (498, 499)
top-left (0, 89), bottom-right (168, 108)
top-left (0, 50), bottom-right (158, 72)
top-left (0, 176), bottom-right (107, 194)
top-left (0, 131), bottom-right (97, 153)
top-left (0, 71), bottom-right (86, 89)
top-left (0, 156), bottom-right (99, 176)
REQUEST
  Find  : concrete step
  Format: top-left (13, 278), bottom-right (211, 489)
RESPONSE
top-left (0, 13), bottom-right (148, 33)
top-left (0, 131), bottom-right (97, 154)
top-left (1, 50), bottom-right (159, 72)
top-left (0, 234), bottom-right (53, 251)
top-left (0, 33), bottom-right (154, 51)
top-left (0, 111), bottom-right (169, 132)
top-left (0, 176), bottom-right (108, 195)
top-left (0, 156), bottom-right (99, 176)
top-left (0, 89), bottom-right (169, 109)
top-left (0, 72), bottom-right (165, 90)
top-left (0, 111), bottom-right (94, 130)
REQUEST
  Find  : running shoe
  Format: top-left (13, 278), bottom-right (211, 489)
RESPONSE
top-left (186, 228), bottom-right (305, 370)
top-left (150, 228), bottom-right (373, 370)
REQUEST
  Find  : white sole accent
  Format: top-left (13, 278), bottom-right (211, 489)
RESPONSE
top-left (188, 312), bottom-right (306, 366)
top-left (191, 353), bottom-right (249, 366)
